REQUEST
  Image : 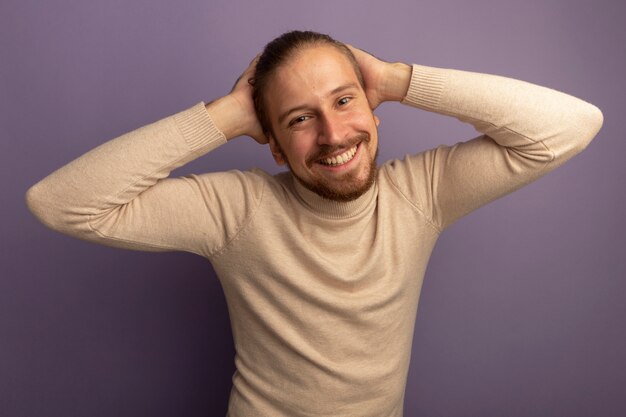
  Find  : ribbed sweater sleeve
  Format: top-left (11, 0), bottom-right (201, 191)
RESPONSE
top-left (385, 64), bottom-right (604, 230)
top-left (26, 103), bottom-right (261, 256)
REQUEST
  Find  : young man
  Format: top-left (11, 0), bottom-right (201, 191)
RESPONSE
top-left (27, 31), bottom-right (603, 416)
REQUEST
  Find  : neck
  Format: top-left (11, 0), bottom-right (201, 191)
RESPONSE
top-left (291, 174), bottom-right (377, 219)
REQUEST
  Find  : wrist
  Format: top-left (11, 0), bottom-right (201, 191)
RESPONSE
top-left (382, 62), bottom-right (412, 102)
top-left (205, 95), bottom-right (246, 141)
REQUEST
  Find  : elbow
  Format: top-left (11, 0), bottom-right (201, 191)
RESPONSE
top-left (26, 182), bottom-right (52, 227)
top-left (572, 102), bottom-right (604, 153)
top-left (551, 101), bottom-right (604, 162)
top-left (26, 181), bottom-right (115, 244)
top-left (540, 101), bottom-right (603, 165)
top-left (588, 103), bottom-right (604, 140)
top-left (25, 181), bottom-right (67, 232)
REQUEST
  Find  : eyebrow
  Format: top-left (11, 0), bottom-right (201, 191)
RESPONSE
top-left (277, 82), bottom-right (360, 125)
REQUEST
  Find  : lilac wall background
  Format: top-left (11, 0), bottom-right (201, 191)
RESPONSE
top-left (2, 0), bottom-right (624, 416)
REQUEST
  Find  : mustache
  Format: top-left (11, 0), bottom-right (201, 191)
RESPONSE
top-left (307, 132), bottom-right (370, 165)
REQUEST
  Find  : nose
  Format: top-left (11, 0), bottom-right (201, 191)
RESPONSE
top-left (317, 112), bottom-right (348, 146)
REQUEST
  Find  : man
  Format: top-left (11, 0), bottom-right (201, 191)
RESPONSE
top-left (27, 31), bottom-right (603, 416)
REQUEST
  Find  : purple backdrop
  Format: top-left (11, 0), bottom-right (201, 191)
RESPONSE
top-left (2, 0), bottom-right (625, 416)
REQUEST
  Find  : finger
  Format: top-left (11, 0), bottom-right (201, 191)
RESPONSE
top-left (232, 55), bottom-right (261, 91)
top-left (245, 54), bottom-right (261, 73)
top-left (347, 44), bottom-right (383, 63)
top-left (347, 44), bottom-right (368, 57)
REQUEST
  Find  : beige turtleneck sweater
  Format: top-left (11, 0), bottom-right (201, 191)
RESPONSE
top-left (26, 64), bottom-right (603, 416)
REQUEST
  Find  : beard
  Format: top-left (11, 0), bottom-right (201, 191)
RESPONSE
top-left (279, 133), bottom-right (379, 202)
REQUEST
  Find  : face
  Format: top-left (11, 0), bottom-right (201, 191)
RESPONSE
top-left (264, 45), bottom-right (380, 202)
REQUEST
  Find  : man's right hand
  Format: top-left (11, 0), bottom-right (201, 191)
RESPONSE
top-left (205, 56), bottom-right (267, 144)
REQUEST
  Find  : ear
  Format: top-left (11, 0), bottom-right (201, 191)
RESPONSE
top-left (268, 136), bottom-right (287, 165)
top-left (374, 114), bottom-right (380, 127)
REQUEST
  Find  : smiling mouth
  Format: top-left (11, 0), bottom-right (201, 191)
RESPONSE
top-left (318, 145), bottom-right (358, 166)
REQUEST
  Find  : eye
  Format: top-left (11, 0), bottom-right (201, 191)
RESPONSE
top-left (289, 115), bottom-right (310, 126)
top-left (338, 97), bottom-right (352, 106)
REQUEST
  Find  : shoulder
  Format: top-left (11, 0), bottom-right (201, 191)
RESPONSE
top-left (188, 168), bottom-right (296, 202)
top-left (380, 149), bottom-right (434, 189)
top-left (378, 149), bottom-right (445, 230)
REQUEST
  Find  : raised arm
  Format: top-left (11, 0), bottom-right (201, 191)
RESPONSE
top-left (26, 58), bottom-right (266, 256)
top-left (350, 46), bottom-right (604, 230)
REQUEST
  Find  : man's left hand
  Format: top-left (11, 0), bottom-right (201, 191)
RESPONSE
top-left (348, 45), bottom-right (412, 110)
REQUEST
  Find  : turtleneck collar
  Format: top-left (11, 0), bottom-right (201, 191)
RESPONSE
top-left (290, 174), bottom-right (378, 219)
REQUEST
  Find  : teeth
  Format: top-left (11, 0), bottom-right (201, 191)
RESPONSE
top-left (321, 146), bottom-right (357, 166)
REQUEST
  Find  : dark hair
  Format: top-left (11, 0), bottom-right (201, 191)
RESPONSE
top-left (252, 30), bottom-right (364, 137)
